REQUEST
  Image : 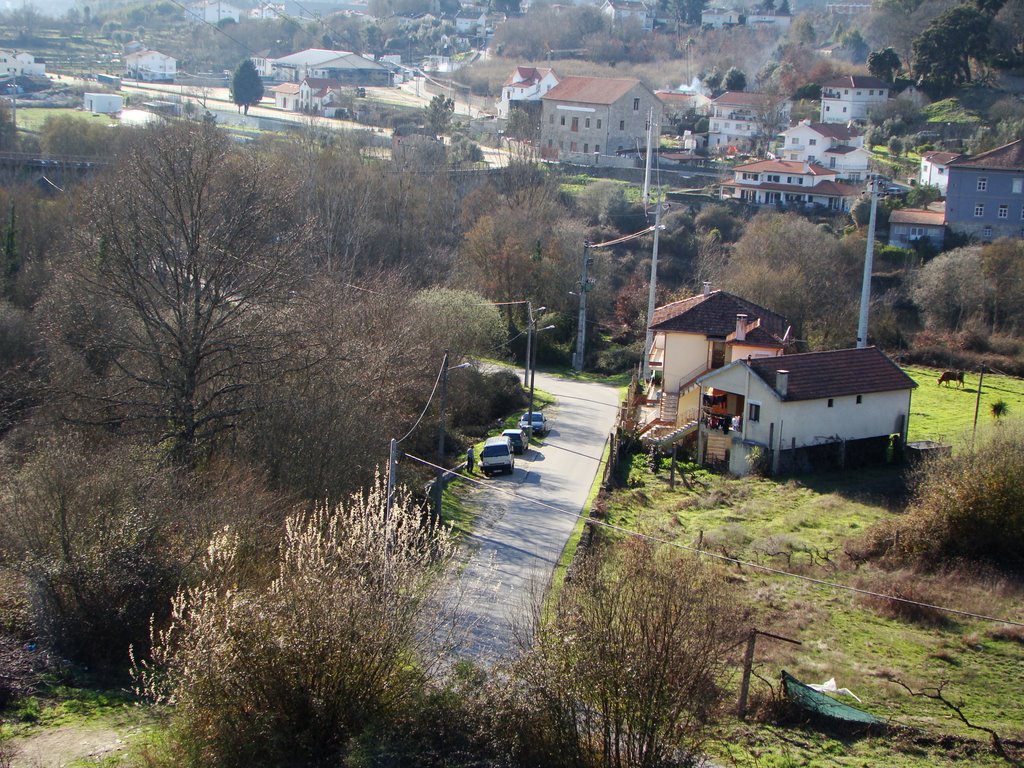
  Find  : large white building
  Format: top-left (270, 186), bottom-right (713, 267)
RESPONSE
top-left (270, 48), bottom-right (391, 86)
top-left (124, 50), bottom-right (176, 82)
top-left (820, 75), bottom-right (890, 124)
top-left (185, 1), bottom-right (242, 23)
top-left (778, 120), bottom-right (870, 181)
top-left (720, 159), bottom-right (860, 211)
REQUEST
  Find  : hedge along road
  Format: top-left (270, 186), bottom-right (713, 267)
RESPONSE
top-left (442, 370), bottom-right (621, 665)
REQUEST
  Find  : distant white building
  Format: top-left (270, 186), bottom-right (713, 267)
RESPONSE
top-left (778, 120), bottom-right (870, 181)
top-left (124, 50), bottom-right (176, 82)
top-left (185, 1), bottom-right (241, 22)
top-left (497, 65), bottom-right (559, 119)
top-left (83, 92), bottom-right (123, 114)
top-left (249, 2), bottom-right (284, 18)
top-left (0, 50), bottom-right (45, 77)
top-left (250, 51), bottom-right (275, 78)
top-left (919, 150), bottom-right (962, 194)
top-left (602, 0), bottom-right (654, 31)
top-left (708, 90), bottom-right (791, 152)
top-left (745, 11), bottom-right (791, 26)
top-left (820, 75), bottom-right (890, 124)
top-left (271, 48), bottom-right (391, 86)
top-left (701, 6), bottom-right (739, 26)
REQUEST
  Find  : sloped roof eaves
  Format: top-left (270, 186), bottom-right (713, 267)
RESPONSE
top-left (921, 151), bottom-right (961, 165)
top-left (747, 347), bottom-right (917, 401)
top-left (734, 159), bottom-right (833, 175)
top-left (822, 75), bottom-right (889, 90)
top-left (650, 290), bottom-right (788, 340)
top-left (722, 179), bottom-right (858, 197)
top-left (889, 208), bottom-right (945, 226)
top-left (275, 48), bottom-right (351, 67)
top-left (948, 139), bottom-right (1024, 171)
top-left (542, 76), bottom-right (645, 105)
top-left (712, 91), bottom-right (770, 106)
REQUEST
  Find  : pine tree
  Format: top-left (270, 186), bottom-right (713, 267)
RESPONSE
top-left (230, 59), bottom-right (264, 116)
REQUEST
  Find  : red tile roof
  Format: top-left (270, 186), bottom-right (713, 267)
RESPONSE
top-left (805, 122), bottom-right (862, 140)
top-left (542, 75), bottom-right (644, 105)
top-left (821, 75), bottom-right (889, 90)
top-left (503, 65), bottom-right (555, 87)
top-left (732, 159), bottom-right (835, 176)
top-left (889, 208), bottom-right (945, 226)
top-left (712, 90), bottom-right (770, 106)
top-left (651, 290), bottom-right (788, 343)
top-left (921, 150), bottom-right (961, 165)
top-left (748, 347), bottom-right (916, 401)
top-left (947, 139), bottom-right (1024, 171)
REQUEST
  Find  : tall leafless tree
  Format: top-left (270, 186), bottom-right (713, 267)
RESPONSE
top-left (61, 122), bottom-right (307, 465)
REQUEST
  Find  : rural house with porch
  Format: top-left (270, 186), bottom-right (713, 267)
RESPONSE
top-left (695, 346), bottom-right (916, 476)
top-left (640, 285), bottom-right (789, 447)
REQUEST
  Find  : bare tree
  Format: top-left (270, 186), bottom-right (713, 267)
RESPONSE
top-left (497, 539), bottom-right (741, 768)
top-left (58, 122), bottom-right (306, 465)
top-left (752, 89), bottom-right (791, 156)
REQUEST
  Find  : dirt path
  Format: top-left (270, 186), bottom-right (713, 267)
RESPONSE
top-left (8, 709), bottom-right (153, 768)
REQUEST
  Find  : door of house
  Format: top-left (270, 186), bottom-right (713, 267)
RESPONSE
top-left (711, 341), bottom-right (726, 369)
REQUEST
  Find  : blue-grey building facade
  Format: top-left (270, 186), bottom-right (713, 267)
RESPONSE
top-left (945, 139), bottom-right (1024, 241)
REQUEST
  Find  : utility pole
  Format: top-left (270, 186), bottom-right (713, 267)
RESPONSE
top-left (972, 366), bottom-right (985, 448)
top-left (385, 437), bottom-right (397, 523)
top-left (856, 176), bottom-right (879, 348)
top-left (573, 242), bottom-right (592, 372)
top-left (434, 349), bottom-right (450, 523)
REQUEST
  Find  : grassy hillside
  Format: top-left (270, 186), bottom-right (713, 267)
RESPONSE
top-left (603, 450), bottom-right (1024, 766)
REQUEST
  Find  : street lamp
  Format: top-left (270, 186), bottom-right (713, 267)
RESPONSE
top-left (527, 324), bottom-right (556, 444)
top-left (523, 302), bottom-right (546, 387)
top-left (435, 350), bottom-right (471, 523)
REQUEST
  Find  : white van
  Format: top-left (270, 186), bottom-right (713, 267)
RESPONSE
top-left (480, 435), bottom-right (515, 476)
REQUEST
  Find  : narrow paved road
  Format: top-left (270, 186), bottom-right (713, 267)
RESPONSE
top-left (445, 371), bottom-right (621, 664)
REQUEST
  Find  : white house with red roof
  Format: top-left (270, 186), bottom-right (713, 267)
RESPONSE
top-left (720, 159), bottom-right (861, 210)
top-left (778, 119), bottom-right (871, 181)
top-left (820, 75), bottom-right (890, 123)
top-left (708, 90), bottom-right (791, 152)
top-left (497, 66), bottom-right (559, 119)
top-left (270, 77), bottom-right (342, 113)
top-left (919, 150), bottom-right (962, 194)
top-left (695, 347), bottom-right (916, 475)
top-left (539, 75), bottom-right (662, 163)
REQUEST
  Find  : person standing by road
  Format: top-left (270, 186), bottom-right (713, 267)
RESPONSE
top-left (466, 445), bottom-right (475, 475)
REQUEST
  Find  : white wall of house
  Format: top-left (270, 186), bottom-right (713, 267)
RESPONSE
top-left (920, 157), bottom-right (952, 193)
top-left (0, 50), bottom-right (45, 77)
top-left (125, 51), bottom-right (176, 81)
top-left (497, 70), bottom-right (558, 118)
top-left (820, 84), bottom-right (889, 123)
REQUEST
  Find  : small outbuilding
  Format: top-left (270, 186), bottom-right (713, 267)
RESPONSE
top-left (83, 92), bottom-right (123, 114)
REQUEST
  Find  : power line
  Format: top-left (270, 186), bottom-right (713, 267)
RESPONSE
top-left (404, 452), bottom-right (1024, 628)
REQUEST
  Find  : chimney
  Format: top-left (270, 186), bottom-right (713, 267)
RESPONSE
top-left (702, 281), bottom-right (712, 297)
top-left (735, 313), bottom-right (747, 342)
top-left (776, 369), bottom-right (789, 398)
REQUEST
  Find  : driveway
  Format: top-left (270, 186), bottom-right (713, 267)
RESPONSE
top-left (444, 371), bottom-right (621, 664)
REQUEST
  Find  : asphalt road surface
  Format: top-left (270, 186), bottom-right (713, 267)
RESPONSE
top-left (444, 370), bottom-right (621, 665)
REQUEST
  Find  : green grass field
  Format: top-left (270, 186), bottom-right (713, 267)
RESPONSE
top-left (603, 437), bottom-right (1024, 765)
top-left (903, 365), bottom-right (1024, 447)
top-left (15, 106), bottom-right (117, 133)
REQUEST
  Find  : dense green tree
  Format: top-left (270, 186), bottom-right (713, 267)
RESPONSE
top-left (723, 67), bottom-right (746, 91)
top-left (660, 0), bottom-right (706, 27)
top-left (867, 46), bottom-right (902, 81)
top-left (230, 58), bottom-right (264, 116)
top-left (425, 93), bottom-right (454, 136)
top-left (839, 28), bottom-right (870, 63)
top-left (913, 5), bottom-right (992, 93)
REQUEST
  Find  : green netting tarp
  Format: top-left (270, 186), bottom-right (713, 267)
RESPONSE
top-left (782, 671), bottom-right (887, 726)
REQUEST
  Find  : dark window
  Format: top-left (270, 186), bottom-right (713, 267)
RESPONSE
top-left (633, 98), bottom-right (640, 110)
top-left (560, 115), bottom-right (565, 126)
top-left (595, 144), bottom-right (600, 153)
top-left (585, 118), bottom-right (591, 128)
top-left (748, 403), bottom-right (760, 422)
top-left (583, 143), bottom-right (588, 153)
top-left (827, 398), bottom-right (834, 408)
top-left (571, 116), bottom-right (579, 132)
top-left (619, 120), bottom-right (625, 130)
top-left (856, 395), bottom-right (862, 404)
top-left (597, 119), bottom-right (602, 128)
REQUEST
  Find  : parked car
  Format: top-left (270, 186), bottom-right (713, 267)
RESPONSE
top-left (480, 435), bottom-right (515, 476)
top-left (518, 411), bottom-right (548, 436)
top-left (502, 428), bottom-right (527, 454)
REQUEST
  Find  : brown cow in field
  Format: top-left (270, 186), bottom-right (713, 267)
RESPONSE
top-left (938, 370), bottom-right (964, 388)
